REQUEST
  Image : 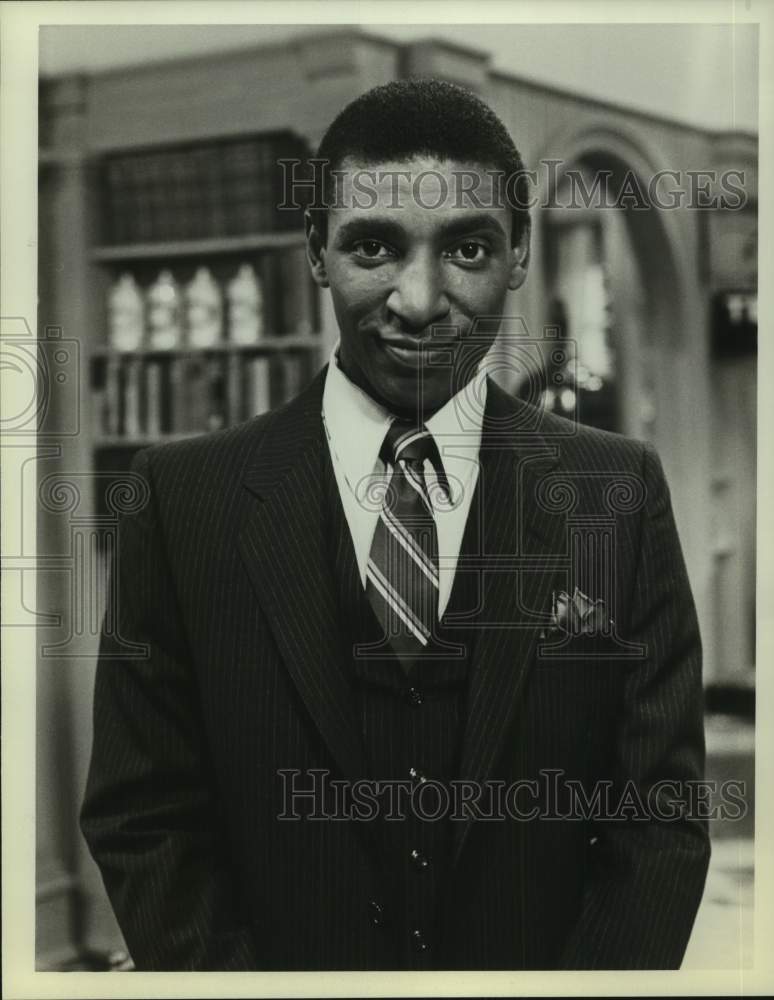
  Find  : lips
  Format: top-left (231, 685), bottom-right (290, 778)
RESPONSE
top-left (378, 336), bottom-right (457, 368)
top-left (382, 340), bottom-right (422, 365)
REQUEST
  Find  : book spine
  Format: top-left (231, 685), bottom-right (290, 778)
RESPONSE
top-left (205, 356), bottom-right (227, 432)
top-left (226, 352), bottom-right (243, 425)
top-left (273, 132), bottom-right (309, 231)
top-left (246, 356), bottom-right (271, 416)
top-left (200, 145), bottom-right (226, 238)
top-left (222, 138), bottom-right (270, 235)
top-left (123, 357), bottom-right (142, 438)
top-left (104, 159), bottom-right (129, 244)
top-left (169, 356), bottom-right (187, 433)
top-left (145, 361), bottom-right (163, 438)
top-left (133, 154), bottom-right (155, 243)
top-left (104, 357), bottom-right (122, 436)
top-left (92, 385), bottom-right (107, 438)
top-left (164, 148), bottom-right (188, 241)
top-left (185, 355), bottom-right (210, 432)
top-left (90, 357), bottom-right (107, 437)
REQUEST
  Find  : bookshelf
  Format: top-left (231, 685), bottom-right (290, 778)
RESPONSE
top-left (90, 231), bottom-right (306, 262)
top-left (91, 338), bottom-right (318, 446)
top-left (88, 130), bottom-right (325, 490)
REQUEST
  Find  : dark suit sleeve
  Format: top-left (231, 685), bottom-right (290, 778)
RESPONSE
top-left (80, 448), bottom-right (259, 970)
top-left (559, 442), bottom-right (711, 969)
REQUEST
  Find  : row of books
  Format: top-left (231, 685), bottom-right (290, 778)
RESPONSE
top-left (92, 353), bottom-right (310, 439)
top-left (101, 131), bottom-right (312, 244)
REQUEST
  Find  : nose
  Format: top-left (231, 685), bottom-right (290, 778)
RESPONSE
top-left (385, 251), bottom-right (450, 332)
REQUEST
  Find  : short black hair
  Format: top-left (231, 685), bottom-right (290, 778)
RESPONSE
top-left (310, 78), bottom-right (530, 247)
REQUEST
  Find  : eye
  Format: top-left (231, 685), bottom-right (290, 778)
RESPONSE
top-left (351, 239), bottom-right (395, 260)
top-left (444, 241), bottom-right (490, 264)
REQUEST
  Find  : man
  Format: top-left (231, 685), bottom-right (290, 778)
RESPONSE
top-left (81, 79), bottom-right (710, 971)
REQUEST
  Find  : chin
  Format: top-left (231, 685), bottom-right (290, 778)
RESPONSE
top-left (350, 355), bottom-right (452, 415)
top-left (383, 382), bottom-right (451, 418)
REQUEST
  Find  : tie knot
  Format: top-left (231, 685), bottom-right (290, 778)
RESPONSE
top-left (381, 421), bottom-right (435, 468)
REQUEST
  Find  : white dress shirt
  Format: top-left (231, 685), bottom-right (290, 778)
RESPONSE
top-left (322, 346), bottom-right (487, 617)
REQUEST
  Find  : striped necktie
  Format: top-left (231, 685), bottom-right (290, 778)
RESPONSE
top-left (365, 421), bottom-right (445, 671)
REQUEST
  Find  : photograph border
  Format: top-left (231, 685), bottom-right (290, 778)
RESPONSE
top-left (2, 1), bottom-right (772, 996)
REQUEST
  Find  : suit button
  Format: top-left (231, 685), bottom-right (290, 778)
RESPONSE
top-left (406, 686), bottom-right (424, 706)
top-left (409, 766), bottom-right (427, 785)
top-left (410, 928), bottom-right (429, 952)
top-left (410, 848), bottom-right (430, 871)
top-left (368, 900), bottom-right (384, 927)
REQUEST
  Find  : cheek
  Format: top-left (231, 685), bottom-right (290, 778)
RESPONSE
top-left (452, 268), bottom-right (512, 314)
top-left (327, 263), bottom-right (387, 316)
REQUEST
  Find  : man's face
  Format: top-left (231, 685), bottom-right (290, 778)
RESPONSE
top-left (308, 156), bottom-right (528, 417)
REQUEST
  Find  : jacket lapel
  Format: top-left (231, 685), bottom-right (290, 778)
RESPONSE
top-left (235, 369), bottom-right (567, 855)
top-left (453, 380), bottom-right (564, 865)
top-left (237, 369), bottom-right (367, 786)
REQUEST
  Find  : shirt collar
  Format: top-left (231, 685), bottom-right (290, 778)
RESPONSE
top-left (322, 343), bottom-right (488, 503)
top-left (322, 346), bottom-right (392, 501)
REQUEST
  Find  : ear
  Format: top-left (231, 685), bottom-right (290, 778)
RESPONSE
top-left (507, 216), bottom-right (531, 291)
top-left (305, 211), bottom-right (329, 289)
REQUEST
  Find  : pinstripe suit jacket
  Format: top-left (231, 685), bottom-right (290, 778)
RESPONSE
top-left (81, 368), bottom-right (710, 970)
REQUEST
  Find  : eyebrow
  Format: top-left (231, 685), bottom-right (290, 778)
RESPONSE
top-left (333, 212), bottom-right (509, 248)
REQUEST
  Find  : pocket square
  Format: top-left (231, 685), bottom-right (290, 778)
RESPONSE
top-left (539, 587), bottom-right (612, 639)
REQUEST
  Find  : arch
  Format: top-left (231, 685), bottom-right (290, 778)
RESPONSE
top-left (533, 118), bottom-right (693, 299)
top-left (533, 118), bottom-right (707, 444)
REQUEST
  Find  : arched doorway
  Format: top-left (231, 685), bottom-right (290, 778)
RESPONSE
top-left (540, 152), bottom-right (684, 446)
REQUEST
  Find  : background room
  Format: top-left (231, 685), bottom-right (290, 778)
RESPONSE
top-left (34, 21), bottom-right (757, 971)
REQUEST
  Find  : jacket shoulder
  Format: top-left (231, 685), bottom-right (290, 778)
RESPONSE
top-left (522, 401), bottom-right (650, 474)
top-left (490, 379), bottom-right (649, 473)
top-left (133, 411), bottom-right (275, 498)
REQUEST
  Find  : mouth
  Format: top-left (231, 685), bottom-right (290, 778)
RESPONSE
top-left (378, 336), bottom-right (457, 368)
